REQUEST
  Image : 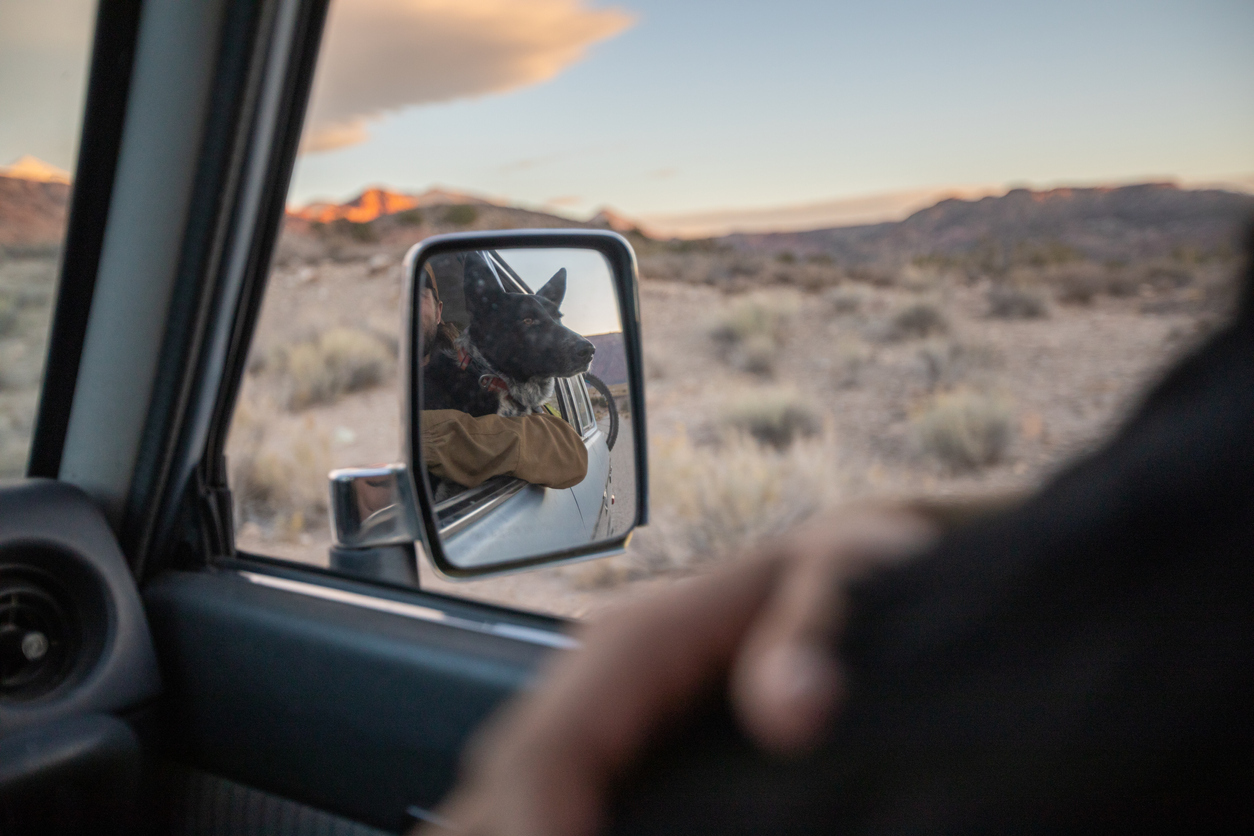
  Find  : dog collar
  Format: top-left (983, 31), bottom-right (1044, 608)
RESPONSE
top-left (456, 346), bottom-right (472, 370)
top-left (479, 374), bottom-right (522, 412)
top-left (478, 374), bottom-right (510, 395)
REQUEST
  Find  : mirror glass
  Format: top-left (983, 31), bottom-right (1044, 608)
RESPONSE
top-left (413, 246), bottom-right (636, 572)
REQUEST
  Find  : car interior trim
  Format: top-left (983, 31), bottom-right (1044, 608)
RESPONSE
top-left (120, 0), bottom-right (289, 571)
top-left (56, 0), bottom-right (232, 527)
top-left (238, 571), bottom-right (578, 649)
top-left (28, 0), bottom-right (146, 480)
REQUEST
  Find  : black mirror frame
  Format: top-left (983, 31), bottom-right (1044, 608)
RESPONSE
top-left (402, 229), bottom-right (649, 579)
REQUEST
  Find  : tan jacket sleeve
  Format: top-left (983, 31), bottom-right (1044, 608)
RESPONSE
top-left (420, 409), bottom-right (589, 489)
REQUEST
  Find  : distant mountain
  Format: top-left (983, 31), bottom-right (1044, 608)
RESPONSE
top-left (288, 186), bottom-right (502, 224)
top-left (286, 187), bottom-right (649, 236)
top-left (0, 156), bottom-right (71, 185)
top-left (724, 184), bottom-right (1254, 267)
top-left (588, 208), bottom-right (650, 236)
top-left (0, 157), bottom-right (71, 247)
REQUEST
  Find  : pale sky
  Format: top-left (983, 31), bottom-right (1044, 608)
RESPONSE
top-left (4, 0), bottom-right (1253, 232)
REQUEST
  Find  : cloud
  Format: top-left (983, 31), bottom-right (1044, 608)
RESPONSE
top-left (497, 152), bottom-right (568, 175)
top-left (302, 0), bottom-right (634, 153)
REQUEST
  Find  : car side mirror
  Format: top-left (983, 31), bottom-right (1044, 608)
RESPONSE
top-left (329, 230), bottom-right (648, 580)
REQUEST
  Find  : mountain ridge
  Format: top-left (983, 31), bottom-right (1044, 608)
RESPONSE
top-left (723, 183), bottom-right (1254, 266)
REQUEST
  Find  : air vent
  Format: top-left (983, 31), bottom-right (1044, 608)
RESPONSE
top-left (0, 574), bottom-right (82, 700)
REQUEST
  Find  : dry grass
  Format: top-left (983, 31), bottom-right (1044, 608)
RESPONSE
top-left (710, 296), bottom-right (798, 376)
top-left (228, 399), bottom-right (332, 540)
top-left (256, 326), bottom-right (394, 410)
top-left (882, 301), bottom-right (949, 341)
top-left (0, 392), bottom-right (35, 474)
top-left (0, 257), bottom-right (56, 478)
top-left (911, 389), bottom-right (1014, 472)
top-left (825, 288), bottom-right (865, 315)
top-left (710, 296), bottom-right (794, 346)
top-left (0, 294), bottom-right (18, 338)
top-left (722, 388), bottom-right (821, 450)
top-left (732, 333), bottom-right (778, 376)
top-left (916, 340), bottom-right (1004, 391)
top-left (628, 424), bottom-right (846, 572)
top-left (986, 286), bottom-right (1048, 319)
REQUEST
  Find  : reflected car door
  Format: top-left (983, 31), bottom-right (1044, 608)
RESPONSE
top-left (435, 377), bottom-right (609, 569)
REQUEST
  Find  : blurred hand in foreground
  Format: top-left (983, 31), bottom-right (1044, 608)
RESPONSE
top-left (413, 505), bottom-right (939, 836)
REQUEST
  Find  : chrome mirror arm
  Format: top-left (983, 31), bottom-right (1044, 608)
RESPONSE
top-left (328, 463), bottom-right (423, 549)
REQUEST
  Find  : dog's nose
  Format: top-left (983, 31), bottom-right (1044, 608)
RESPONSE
top-left (577, 341), bottom-right (595, 361)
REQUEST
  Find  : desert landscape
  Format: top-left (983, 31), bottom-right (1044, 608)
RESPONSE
top-left (3, 165), bottom-right (1251, 619)
top-left (226, 182), bottom-right (1252, 617)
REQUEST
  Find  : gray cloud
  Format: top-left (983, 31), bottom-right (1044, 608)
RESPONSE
top-left (302, 0), bottom-right (634, 153)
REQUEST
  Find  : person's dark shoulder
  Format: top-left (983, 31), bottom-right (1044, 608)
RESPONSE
top-left (422, 350), bottom-right (499, 416)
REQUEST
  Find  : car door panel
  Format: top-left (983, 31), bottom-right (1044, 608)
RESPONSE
top-left (143, 565), bottom-right (560, 831)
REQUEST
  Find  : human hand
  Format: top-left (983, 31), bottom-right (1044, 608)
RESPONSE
top-left (413, 505), bottom-right (939, 836)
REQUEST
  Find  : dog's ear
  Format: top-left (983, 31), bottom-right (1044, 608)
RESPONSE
top-left (536, 268), bottom-right (567, 308)
top-left (464, 253), bottom-right (506, 315)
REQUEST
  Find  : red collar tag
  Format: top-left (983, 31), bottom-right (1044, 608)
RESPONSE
top-left (479, 374), bottom-right (510, 395)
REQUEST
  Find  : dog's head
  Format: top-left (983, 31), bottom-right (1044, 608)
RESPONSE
top-left (463, 253), bottom-right (596, 381)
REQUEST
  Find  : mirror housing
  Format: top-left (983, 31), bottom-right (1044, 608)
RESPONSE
top-left (328, 463), bottom-right (423, 549)
top-left (405, 230), bottom-right (649, 578)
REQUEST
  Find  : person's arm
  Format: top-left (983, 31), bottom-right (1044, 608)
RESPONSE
top-left (414, 505), bottom-right (940, 836)
top-left (421, 409), bottom-right (588, 489)
top-left (416, 256), bottom-right (1254, 835)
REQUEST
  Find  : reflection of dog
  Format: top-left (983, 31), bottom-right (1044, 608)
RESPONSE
top-left (423, 252), bottom-right (595, 417)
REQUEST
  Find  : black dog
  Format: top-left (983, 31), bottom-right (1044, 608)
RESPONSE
top-left (423, 252), bottom-right (595, 417)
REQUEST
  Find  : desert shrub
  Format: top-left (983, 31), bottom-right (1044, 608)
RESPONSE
top-left (911, 390), bottom-right (1013, 472)
top-left (883, 302), bottom-right (949, 341)
top-left (731, 334), bottom-right (777, 377)
top-left (916, 340), bottom-right (1003, 391)
top-left (628, 424), bottom-right (845, 570)
top-left (710, 296), bottom-right (792, 347)
top-left (846, 265), bottom-right (897, 287)
top-left (330, 218), bottom-right (377, 242)
top-left (1142, 264), bottom-right (1194, 290)
top-left (273, 327), bottom-right (393, 410)
top-left (832, 336), bottom-right (873, 388)
top-left (775, 251), bottom-right (796, 264)
top-left (0, 294), bottom-right (17, 337)
top-left (1053, 267), bottom-right (1104, 305)
top-left (727, 258), bottom-right (762, 278)
top-left (1103, 272), bottom-right (1139, 298)
top-left (825, 288), bottom-right (864, 315)
top-left (723, 390), bottom-right (820, 450)
top-left (443, 204), bottom-right (478, 225)
top-left (644, 348), bottom-right (667, 380)
top-left (0, 391), bottom-right (35, 477)
top-left (228, 401), bottom-right (330, 538)
top-left (395, 208), bottom-right (424, 226)
top-left (986, 286), bottom-right (1048, 319)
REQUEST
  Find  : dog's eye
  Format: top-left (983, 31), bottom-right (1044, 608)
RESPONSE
top-left (522, 318), bottom-right (535, 326)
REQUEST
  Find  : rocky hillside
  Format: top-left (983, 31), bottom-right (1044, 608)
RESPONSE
top-left (724, 184), bottom-right (1254, 268)
top-left (275, 187), bottom-right (611, 265)
top-left (0, 175), bottom-right (70, 249)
